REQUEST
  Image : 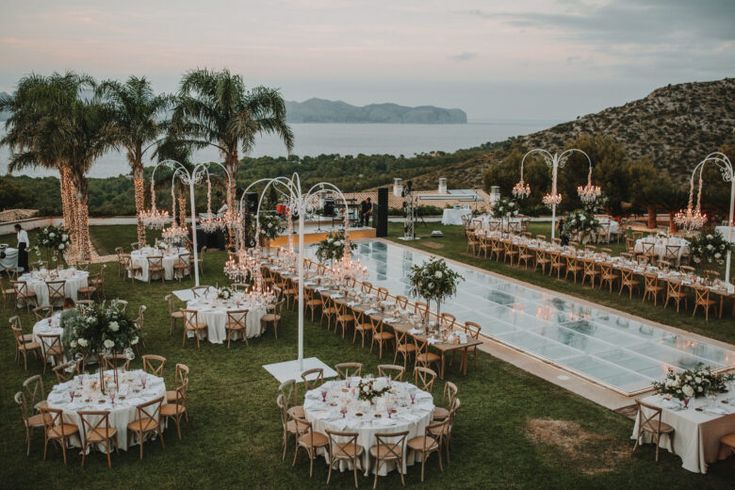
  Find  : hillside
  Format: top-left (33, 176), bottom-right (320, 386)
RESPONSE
top-left (285, 98), bottom-right (467, 124)
top-left (411, 78), bottom-right (735, 189)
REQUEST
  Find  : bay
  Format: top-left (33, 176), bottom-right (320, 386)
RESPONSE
top-left (0, 120), bottom-right (555, 178)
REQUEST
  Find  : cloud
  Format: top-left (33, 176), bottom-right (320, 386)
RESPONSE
top-left (450, 51), bottom-right (478, 62)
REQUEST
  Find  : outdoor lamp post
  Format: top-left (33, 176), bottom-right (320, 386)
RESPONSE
top-left (516, 148), bottom-right (593, 240)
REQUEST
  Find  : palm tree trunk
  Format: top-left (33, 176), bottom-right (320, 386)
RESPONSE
top-left (133, 164), bottom-right (146, 247)
top-left (225, 153), bottom-right (238, 211)
top-left (178, 192), bottom-right (187, 228)
top-left (59, 165), bottom-right (76, 229)
top-left (72, 175), bottom-right (92, 261)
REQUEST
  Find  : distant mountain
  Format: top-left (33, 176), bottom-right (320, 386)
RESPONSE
top-left (409, 78), bottom-right (735, 189)
top-left (285, 98), bottom-right (467, 124)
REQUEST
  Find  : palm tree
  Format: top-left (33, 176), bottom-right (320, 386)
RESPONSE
top-left (0, 72), bottom-right (94, 256)
top-left (96, 76), bottom-right (172, 246)
top-left (171, 68), bottom-right (293, 210)
top-left (63, 98), bottom-right (118, 260)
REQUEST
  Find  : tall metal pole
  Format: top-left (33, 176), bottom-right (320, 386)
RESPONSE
top-left (297, 207), bottom-right (305, 371)
top-left (189, 179), bottom-right (200, 287)
top-left (726, 177), bottom-right (734, 283)
top-left (551, 157), bottom-right (559, 240)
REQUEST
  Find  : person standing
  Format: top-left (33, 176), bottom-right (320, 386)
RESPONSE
top-left (360, 197), bottom-right (373, 227)
top-left (15, 223), bottom-right (29, 272)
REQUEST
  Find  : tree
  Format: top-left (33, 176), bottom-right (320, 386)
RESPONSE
top-left (96, 76), bottom-right (172, 246)
top-left (0, 72), bottom-right (94, 258)
top-left (171, 69), bottom-right (293, 210)
top-left (629, 159), bottom-right (686, 229)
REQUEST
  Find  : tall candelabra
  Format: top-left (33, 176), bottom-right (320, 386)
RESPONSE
top-left (677, 152), bottom-right (733, 282)
top-left (138, 160), bottom-right (233, 286)
top-left (237, 174), bottom-right (352, 371)
top-left (515, 148), bottom-right (595, 239)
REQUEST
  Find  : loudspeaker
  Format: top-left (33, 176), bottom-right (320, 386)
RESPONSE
top-left (244, 192), bottom-right (258, 213)
top-left (376, 187), bottom-right (388, 237)
top-left (323, 198), bottom-right (335, 217)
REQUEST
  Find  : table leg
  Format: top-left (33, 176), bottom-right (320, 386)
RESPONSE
top-left (440, 352), bottom-right (445, 379)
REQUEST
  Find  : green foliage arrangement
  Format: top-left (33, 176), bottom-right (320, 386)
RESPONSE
top-left (61, 300), bottom-right (139, 360)
top-left (689, 229), bottom-right (734, 266)
top-left (408, 257), bottom-right (463, 315)
top-left (562, 209), bottom-right (600, 237)
top-left (314, 230), bottom-right (355, 263)
top-left (258, 213), bottom-right (286, 241)
top-left (653, 366), bottom-right (733, 401)
top-left (490, 197), bottom-right (520, 219)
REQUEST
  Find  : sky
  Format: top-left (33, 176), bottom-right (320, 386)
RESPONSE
top-left (0, 0), bottom-right (733, 121)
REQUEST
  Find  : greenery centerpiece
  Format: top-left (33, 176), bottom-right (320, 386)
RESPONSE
top-left (314, 230), bottom-right (355, 264)
top-left (490, 196), bottom-right (520, 219)
top-left (408, 257), bottom-right (463, 334)
top-left (61, 300), bottom-right (139, 393)
top-left (653, 366), bottom-right (733, 405)
top-left (217, 286), bottom-right (234, 300)
top-left (258, 213), bottom-right (285, 249)
top-left (34, 224), bottom-right (72, 266)
top-left (562, 209), bottom-right (600, 244)
top-left (689, 229), bottom-right (734, 267)
top-left (357, 378), bottom-right (391, 405)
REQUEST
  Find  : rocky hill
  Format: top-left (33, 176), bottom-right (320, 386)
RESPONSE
top-left (411, 78), bottom-right (735, 189)
top-left (285, 98), bottom-right (467, 124)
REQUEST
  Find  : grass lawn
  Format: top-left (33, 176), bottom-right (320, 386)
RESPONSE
top-left (1, 224), bottom-right (734, 489)
top-left (391, 222), bottom-right (735, 346)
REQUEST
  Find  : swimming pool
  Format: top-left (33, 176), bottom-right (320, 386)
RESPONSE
top-left (341, 240), bottom-right (735, 395)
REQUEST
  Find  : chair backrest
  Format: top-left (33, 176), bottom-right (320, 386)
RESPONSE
top-left (361, 281), bottom-right (373, 293)
top-left (276, 393), bottom-right (289, 427)
top-left (326, 430), bottom-right (360, 460)
top-left (37, 333), bottom-right (62, 359)
top-left (373, 431), bottom-right (408, 461)
top-left (135, 305), bottom-right (147, 330)
top-left (414, 366), bottom-right (437, 392)
top-left (422, 420), bottom-right (447, 450)
top-left (33, 305), bottom-right (54, 320)
top-left (183, 309), bottom-right (200, 329)
top-left (52, 359), bottom-right (81, 383)
top-left (464, 321), bottom-right (481, 339)
top-left (664, 245), bottom-right (680, 260)
top-left (103, 354), bottom-right (130, 371)
top-left (395, 295), bottom-right (408, 309)
top-left (165, 294), bottom-right (178, 314)
top-left (171, 380), bottom-right (188, 405)
top-left (278, 379), bottom-right (296, 406)
top-left (226, 309), bottom-right (249, 330)
top-left (693, 285), bottom-right (710, 303)
top-left (147, 256), bottom-right (164, 269)
top-left (192, 286), bottom-right (210, 298)
top-left (666, 279), bottom-right (682, 296)
top-left (301, 367), bottom-right (324, 390)
top-left (78, 410), bottom-right (112, 443)
top-left (14, 391), bottom-right (34, 422)
top-left (22, 375), bottom-right (46, 409)
top-left (641, 242), bottom-right (655, 254)
top-left (294, 418), bottom-right (321, 447)
top-left (335, 362), bottom-right (363, 379)
top-left (133, 396), bottom-right (164, 431)
top-left (9, 315), bottom-right (22, 329)
top-left (377, 364), bottom-right (405, 381)
top-left (679, 265), bottom-right (696, 274)
top-left (40, 406), bottom-right (71, 436)
top-left (414, 302), bottom-right (429, 322)
top-left (643, 274), bottom-right (658, 289)
top-left (443, 381), bottom-right (458, 406)
top-left (376, 287), bottom-right (389, 301)
top-left (440, 313), bottom-right (456, 330)
top-left (46, 280), bottom-right (66, 300)
top-left (635, 400), bottom-right (665, 434)
top-left (11, 326), bottom-right (27, 348)
top-left (142, 355), bottom-right (167, 376)
top-left (175, 363), bottom-right (190, 386)
top-left (111, 299), bottom-right (128, 312)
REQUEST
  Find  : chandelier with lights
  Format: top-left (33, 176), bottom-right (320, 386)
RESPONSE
top-left (199, 175), bottom-right (227, 234)
top-left (675, 164), bottom-right (708, 231)
top-left (577, 164), bottom-right (602, 204)
top-left (139, 172), bottom-right (171, 229)
top-left (542, 193), bottom-right (562, 207)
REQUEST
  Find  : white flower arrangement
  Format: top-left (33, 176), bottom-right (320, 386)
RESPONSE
top-left (653, 366), bottom-right (733, 401)
top-left (61, 301), bottom-right (139, 358)
top-left (217, 287), bottom-right (233, 300)
top-left (490, 197), bottom-right (520, 219)
top-left (408, 257), bottom-right (463, 321)
top-left (690, 230), bottom-right (733, 265)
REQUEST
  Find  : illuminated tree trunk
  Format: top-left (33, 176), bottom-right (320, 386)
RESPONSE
top-left (133, 164), bottom-right (146, 247)
top-left (72, 175), bottom-right (92, 261)
top-left (178, 191), bottom-right (187, 228)
top-left (59, 165), bottom-right (79, 258)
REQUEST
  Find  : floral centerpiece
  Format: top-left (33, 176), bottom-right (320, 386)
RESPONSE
top-left (653, 366), bottom-right (733, 404)
top-left (258, 213), bottom-right (286, 243)
top-left (490, 197), bottom-right (520, 219)
top-left (689, 229), bottom-right (734, 266)
top-left (562, 209), bottom-right (600, 243)
top-left (357, 378), bottom-right (391, 404)
top-left (314, 230), bottom-right (356, 263)
top-left (217, 287), bottom-right (234, 300)
top-left (61, 301), bottom-right (139, 393)
top-left (34, 224), bottom-right (72, 265)
top-left (408, 257), bottom-right (463, 333)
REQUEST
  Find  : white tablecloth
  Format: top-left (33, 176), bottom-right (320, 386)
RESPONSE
top-left (304, 378), bottom-right (434, 476)
top-left (715, 226), bottom-right (735, 244)
top-left (631, 392), bottom-right (735, 473)
top-left (47, 369), bottom-right (166, 450)
top-left (17, 268), bottom-right (89, 307)
top-left (634, 236), bottom-right (690, 262)
top-left (186, 296), bottom-right (268, 344)
top-left (441, 208), bottom-right (472, 226)
top-left (130, 247), bottom-right (188, 282)
top-left (0, 246), bottom-right (18, 271)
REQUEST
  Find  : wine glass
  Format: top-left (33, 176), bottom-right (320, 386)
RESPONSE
top-left (69, 390), bottom-right (76, 403)
top-left (340, 406), bottom-right (348, 418)
top-left (321, 389), bottom-right (328, 403)
top-left (410, 393), bottom-right (416, 405)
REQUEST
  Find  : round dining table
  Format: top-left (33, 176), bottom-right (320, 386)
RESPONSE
top-left (17, 268), bottom-right (89, 307)
top-left (186, 293), bottom-right (269, 344)
top-left (46, 369), bottom-right (166, 451)
top-left (304, 377), bottom-right (435, 476)
top-left (130, 246), bottom-right (188, 282)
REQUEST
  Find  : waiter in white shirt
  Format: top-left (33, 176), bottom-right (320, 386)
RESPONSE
top-left (15, 223), bottom-right (29, 272)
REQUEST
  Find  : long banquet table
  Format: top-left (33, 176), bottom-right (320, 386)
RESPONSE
top-left (631, 391), bottom-right (735, 473)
